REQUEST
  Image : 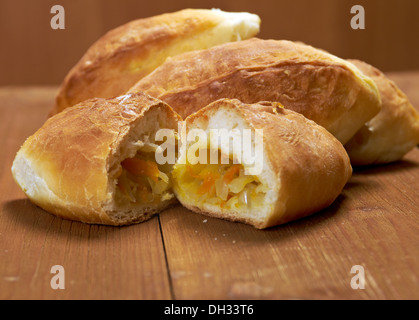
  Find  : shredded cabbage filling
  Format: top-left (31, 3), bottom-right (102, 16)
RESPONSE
top-left (115, 142), bottom-right (173, 205)
top-left (181, 161), bottom-right (267, 209)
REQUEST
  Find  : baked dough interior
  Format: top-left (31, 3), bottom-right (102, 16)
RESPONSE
top-left (110, 121), bottom-right (178, 217)
top-left (171, 103), bottom-right (278, 226)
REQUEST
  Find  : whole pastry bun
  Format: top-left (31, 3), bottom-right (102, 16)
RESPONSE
top-left (12, 93), bottom-right (182, 226)
top-left (172, 99), bottom-right (353, 229)
top-left (128, 38), bottom-right (382, 145)
top-left (51, 9), bottom-right (261, 115)
top-left (345, 59), bottom-right (419, 165)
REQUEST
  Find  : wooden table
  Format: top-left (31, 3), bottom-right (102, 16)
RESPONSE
top-left (1, 72), bottom-right (418, 300)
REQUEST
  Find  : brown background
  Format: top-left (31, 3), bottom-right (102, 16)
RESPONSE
top-left (1, 0), bottom-right (419, 86)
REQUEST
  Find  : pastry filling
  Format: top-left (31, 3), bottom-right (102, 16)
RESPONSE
top-left (115, 141), bottom-right (175, 206)
top-left (175, 150), bottom-right (268, 210)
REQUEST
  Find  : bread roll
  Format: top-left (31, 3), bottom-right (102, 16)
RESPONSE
top-left (12, 93), bottom-right (182, 226)
top-left (171, 99), bottom-right (352, 229)
top-left (128, 38), bottom-right (381, 144)
top-left (50, 9), bottom-right (260, 116)
top-left (345, 59), bottom-right (419, 165)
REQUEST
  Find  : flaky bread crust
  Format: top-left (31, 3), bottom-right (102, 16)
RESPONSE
top-left (345, 59), bottom-right (419, 165)
top-left (173, 99), bottom-right (352, 229)
top-left (51, 9), bottom-right (260, 116)
top-left (12, 93), bottom-right (181, 226)
top-left (128, 38), bottom-right (381, 144)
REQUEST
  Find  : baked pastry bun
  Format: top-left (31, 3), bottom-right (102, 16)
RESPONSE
top-left (171, 99), bottom-right (352, 229)
top-left (12, 93), bottom-right (182, 226)
top-left (128, 38), bottom-right (381, 144)
top-left (345, 59), bottom-right (419, 165)
top-left (51, 8), bottom-right (261, 116)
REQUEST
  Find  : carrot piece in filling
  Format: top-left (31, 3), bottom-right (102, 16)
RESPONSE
top-left (223, 165), bottom-right (241, 183)
top-left (121, 158), bottom-right (159, 182)
top-left (197, 172), bottom-right (217, 195)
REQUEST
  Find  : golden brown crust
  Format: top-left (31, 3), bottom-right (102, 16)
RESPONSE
top-left (246, 103), bottom-right (351, 227)
top-left (345, 59), bottom-right (419, 165)
top-left (173, 99), bottom-right (352, 229)
top-left (12, 93), bottom-right (181, 225)
top-left (129, 38), bottom-right (381, 144)
top-left (51, 9), bottom-right (260, 116)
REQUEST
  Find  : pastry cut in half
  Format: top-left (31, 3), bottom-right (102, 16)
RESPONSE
top-left (51, 8), bottom-right (260, 115)
top-left (172, 99), bottom-right (353, 229)
top-left (12, 93), bottom-right (182, 225)
top-left (128, 38), bottom-right (382, 144)
top-left (345, 59), bottom-right (419, 165)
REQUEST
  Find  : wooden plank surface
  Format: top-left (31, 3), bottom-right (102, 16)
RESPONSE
top-left (1, 71), bottom-right (418, 300)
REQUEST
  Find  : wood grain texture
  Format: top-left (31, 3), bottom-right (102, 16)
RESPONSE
top-left (160, 151), bottom-right (419, 299)
top-left (0, 71), bottom-right (418, 299)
